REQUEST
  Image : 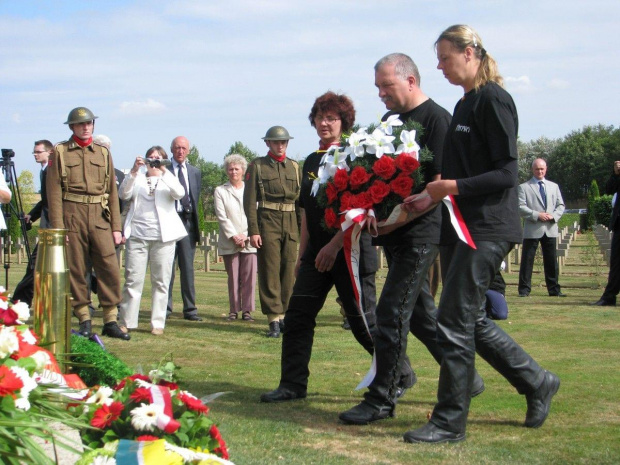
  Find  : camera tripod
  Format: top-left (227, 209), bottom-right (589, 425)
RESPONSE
top-left (1, 148), bottom-right (32, 290)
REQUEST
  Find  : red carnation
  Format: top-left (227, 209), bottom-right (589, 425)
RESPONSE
top-left (324, 208), bottom-right (339, 229)
top-left (0, 366), bottom-right (24, 397)
top-left (390, 174), bottom-right (415, 199)
top-left (326, 182), bottom-right (338, 204)
top-left (91, 401), bottom-right (124, 429)
top-left (372, 156), bottom-right (397, 180)
top-left (158, 380), bottom-right (179, 391)
top-left (333, 168), bottom-right (349, 192)
top-left (368, 180), bottom-right (391, 204)
top-left (137, 435), bottom-right (160, 441)
top-left (395, 153), bottom-right (420, 174)
top-left (178, 391), bottom-right (209, 415)
top-left (129, 387), bottom-right (151, 403)
top-left (339, 191), bottom-right (354, 212)
top-left (348, 166), bottom-right (372, 190)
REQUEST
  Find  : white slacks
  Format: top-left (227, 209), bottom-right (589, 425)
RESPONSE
top-left (119, 236), bottom-right (176, 330)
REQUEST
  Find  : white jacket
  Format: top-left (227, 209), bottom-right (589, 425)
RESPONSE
top-left (214, 181), bottom-right (256, 255)
top-left (119, 170), bottom-right (188, 243)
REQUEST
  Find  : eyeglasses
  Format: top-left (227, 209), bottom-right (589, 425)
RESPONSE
top-left (32, 150), bottom-right (49, 155)
top-left (315, 116), bottom-right (340, 124)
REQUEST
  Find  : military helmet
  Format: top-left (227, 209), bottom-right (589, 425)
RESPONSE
top-left (262, 126), bottom-right (293, 141)
top-left (64, 107), bottom-right (98, 125)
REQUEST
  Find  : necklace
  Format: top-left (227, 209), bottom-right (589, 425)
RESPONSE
top-left (146, 176), bottom-right (159, 196)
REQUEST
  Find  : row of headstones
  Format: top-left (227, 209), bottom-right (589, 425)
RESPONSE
top-left (2, 223), bottom-right (585, 273)
top-left (593, 224), bottom-right (613, 266)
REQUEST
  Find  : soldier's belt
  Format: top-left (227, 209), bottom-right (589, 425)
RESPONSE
top-left (62, 192), bottom-right (105, 204)
top-left (258, 201), bottom-right (296, 212)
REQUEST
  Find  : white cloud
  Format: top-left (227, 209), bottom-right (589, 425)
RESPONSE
top-left (118, 98), bottom-right (166, 116)
top-left (12, 113), bottom-right (21, 124)
top-left (547, 79), bottom-right (570, 90)
top-left (505, 75), bottom-right (533, 94)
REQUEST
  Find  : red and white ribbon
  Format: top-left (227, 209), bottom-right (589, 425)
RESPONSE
top-left (442, 195), bottom-right (476, 249)
top-left (149, 384), bottom-right (181, 434)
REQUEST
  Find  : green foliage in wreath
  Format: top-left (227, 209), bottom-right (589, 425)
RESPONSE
top-left (70, 335), bottom-right (132, 387)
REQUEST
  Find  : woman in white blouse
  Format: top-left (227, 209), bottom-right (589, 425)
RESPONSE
top-left (118, 146), bottom-right (187, 335)
top-left (214, 154), bottom-right (257, 321)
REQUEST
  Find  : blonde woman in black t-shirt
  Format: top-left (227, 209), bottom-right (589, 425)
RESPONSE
top-left (402, 25), bottom-right (560, 444)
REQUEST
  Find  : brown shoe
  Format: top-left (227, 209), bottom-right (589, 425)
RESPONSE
top-left (151, 328), bottom-right (164, 336)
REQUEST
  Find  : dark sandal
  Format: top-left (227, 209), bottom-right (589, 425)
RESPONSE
top-left (242, 312), bottom-right (255, 322)
top-left (226, 313), bottom-right (237, 321)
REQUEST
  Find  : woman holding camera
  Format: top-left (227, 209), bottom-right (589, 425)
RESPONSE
top-left (118, 146), bottom-right (187, 335)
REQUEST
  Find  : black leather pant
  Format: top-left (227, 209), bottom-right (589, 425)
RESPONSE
top-left (432, 241), bottom-right (545, 433)
top-left (364, 243), bottom-right (439, 407)
top-left (279, 249), bottom-right (376, 392)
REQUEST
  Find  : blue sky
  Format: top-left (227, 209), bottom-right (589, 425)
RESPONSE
top-left (1, 0), bottom-right (618, 186)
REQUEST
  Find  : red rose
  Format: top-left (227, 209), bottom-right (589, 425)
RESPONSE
top-left (390, 174), bottom-right (415, 198)
top-left (395, 153), bottom-right (420, 174)
top-left (326, 182), bottom-right (338, 204)
top-left (372, 156), bottom-right (397, 180)
top-left (351, 192), bottom-right (373, 210)
top-left (368, 180), bottom-right (391, 204)
top-left (339, 191), bottom-right (354, 212)
top-left (325, 208), bottom-right (338, 228)
top-left (333, 168), bottom-right (349, 191)
top-left (348, 166), bottom-right (372, 190)
top-left (0, 308), bottom-right (19, 326)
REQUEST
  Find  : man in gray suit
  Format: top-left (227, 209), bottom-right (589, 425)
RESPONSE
top-left (167, 136), bottom-right (203, 321)
top-left (518, 158), bottom-right (566, 297)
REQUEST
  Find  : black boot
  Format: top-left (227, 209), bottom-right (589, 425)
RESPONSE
top-left (267, 321), bottom-right (281, 338)
top-left (78, 320), bottom-right (92, 338)
top-left (102, 322), bottom-right (131, 340)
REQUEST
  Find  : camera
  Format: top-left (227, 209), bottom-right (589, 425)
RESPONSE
top-left (145, 158), bottom-right (171, 168)
top-left (1, 149), bottom-right (15, 159)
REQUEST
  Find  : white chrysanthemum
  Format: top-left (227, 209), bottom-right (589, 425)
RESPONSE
top-left (0, 286), bottom-right (5, 293)
top-left (0, 326), bottom-right (19, 358)
top-left (86, 386), bottom-right (114, 406)
top-left (130, 403), bottom-right (163, 432)
top-left (11, 301), bottom-right (30, 321)
top-left (19, 328), bottom-right (37, 345)
top-left (30, 350), bottom-right (51, 371)
top-left (11, 366), bottom-right (37, 411)
top-left (0, 299), bottom-right (8, 310)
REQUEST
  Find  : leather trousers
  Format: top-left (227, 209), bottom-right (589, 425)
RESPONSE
top-left (431, 241), bottom-right (545, 434)
top-left (364, 243), bottom-right (439, 407)
top-left (279, 250), bottom-right (376, 392)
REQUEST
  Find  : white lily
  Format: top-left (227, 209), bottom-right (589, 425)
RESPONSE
top-left (365, 128), bottom-right (395, 158)
top-left (378, 114), bottom-right (403, 135)
top-left (344, 128), bottom-right (368, 161)
top-left (396, 129), bottom-right (421, 159)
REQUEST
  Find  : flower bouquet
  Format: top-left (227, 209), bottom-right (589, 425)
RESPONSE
top-left (74, 356), bottom-right (231, 464)
top-left (312, 115), bottom-right (434, 234)
top-left (1, 288), bottom-right (87, 464)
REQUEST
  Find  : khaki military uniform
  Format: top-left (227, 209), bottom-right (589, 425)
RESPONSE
top-left (47, 139), bottom-right (122, 323)
top-left (243, 156), bottom-right (301, 317)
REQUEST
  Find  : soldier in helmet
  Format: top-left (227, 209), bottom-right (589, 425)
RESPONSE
top-left (243, 126), bottom-right (301, 338)
top-left (46, 107), bottom-right (129, 340)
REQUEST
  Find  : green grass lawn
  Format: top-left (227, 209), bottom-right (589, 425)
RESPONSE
top-left (9, 230), bottom-right (620, 464)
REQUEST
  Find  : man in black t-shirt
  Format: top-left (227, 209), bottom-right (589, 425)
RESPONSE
top-left (340, 53), bottom-right (484, 425)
